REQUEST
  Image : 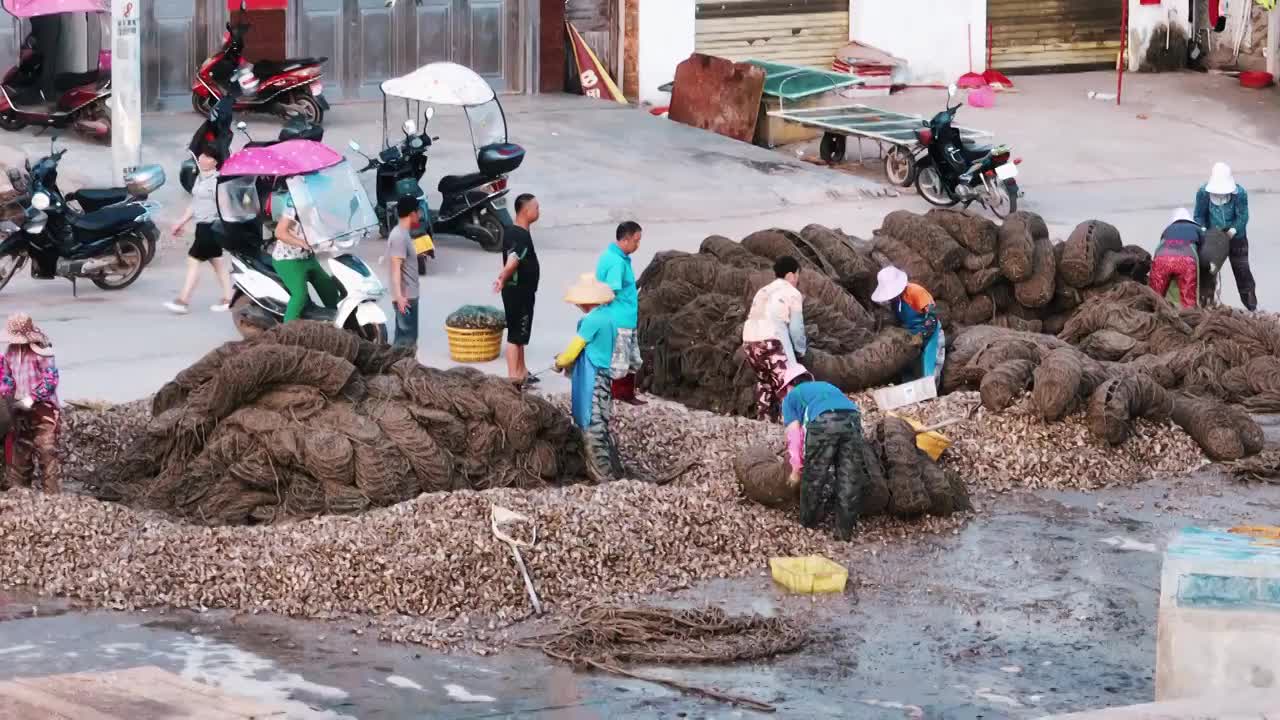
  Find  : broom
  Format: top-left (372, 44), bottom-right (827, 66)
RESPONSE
top-left (982, 20), bottom-right (1014, 89)
top-left (957, 24), bottom-right (986, 88)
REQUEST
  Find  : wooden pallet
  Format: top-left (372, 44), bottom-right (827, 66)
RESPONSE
top-left (0, 666), bottom-right (289, 719)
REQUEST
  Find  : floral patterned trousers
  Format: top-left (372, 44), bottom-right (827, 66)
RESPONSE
top-left (743, 339), bottom-right (790, 422)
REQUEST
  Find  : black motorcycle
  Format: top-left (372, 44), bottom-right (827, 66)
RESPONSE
top-left (180, 84), bottom-right (323, 195)
top-left (0, 145), bottom-right (163, 294)
top-left (913, 86), bottom-right (1022, 219)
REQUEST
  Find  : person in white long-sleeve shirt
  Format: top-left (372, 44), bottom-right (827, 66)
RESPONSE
top-left (741, 255), bottom-right (808, 422)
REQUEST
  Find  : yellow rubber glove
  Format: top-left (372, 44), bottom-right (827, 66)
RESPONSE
top-left (555, 336), bottom-right (588, 370)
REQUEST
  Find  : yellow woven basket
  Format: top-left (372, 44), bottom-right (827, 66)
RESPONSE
top-left (445, 326), bottom-right (503, 363)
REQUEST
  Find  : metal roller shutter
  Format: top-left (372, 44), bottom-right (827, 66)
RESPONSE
top-left (696, 0), bottom-right (849, 69)
top-left (988, 0), bottom-right (1123, 73)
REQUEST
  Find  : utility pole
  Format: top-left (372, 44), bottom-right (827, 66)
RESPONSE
top-left (110, 0), bottom-right (141, 184)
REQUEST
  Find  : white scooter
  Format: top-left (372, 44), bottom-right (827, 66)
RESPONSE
top-left (226, 240), bottom-right (388, 343)
top-left (213, 145), bottom-right (389, 342)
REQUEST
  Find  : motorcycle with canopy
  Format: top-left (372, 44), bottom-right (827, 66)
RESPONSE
top-left (0, 0), bottom-right (111, 140)
top-left (348, 61), bottom-right (525, 254)
top-left (215, 139), bottom-right (388, 342)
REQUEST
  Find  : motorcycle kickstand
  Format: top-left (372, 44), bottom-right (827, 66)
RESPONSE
top-left (70, 276), bottom-right (77, 297)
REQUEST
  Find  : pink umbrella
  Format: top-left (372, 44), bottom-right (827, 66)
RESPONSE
top-left (2, 0), bottom-right (108, 17)
top-left (220, 140), bottom-right (343, 177)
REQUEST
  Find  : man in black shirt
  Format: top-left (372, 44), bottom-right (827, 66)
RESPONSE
top-left (493, 194), bottom-right (541, 385)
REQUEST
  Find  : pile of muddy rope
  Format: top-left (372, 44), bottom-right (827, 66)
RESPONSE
top-left (99, 322), bottom-right (585, 524)
top-left (639, 209), bottom-right (1272, 461)
top-left (734, 414), bottom-right (971, 520)
top-left (638, 210), bottom-right (1150, 417)
top-left (942, 284), bottom-right (1273, 460)
top-left (520, 604), bottom-right (808, 711)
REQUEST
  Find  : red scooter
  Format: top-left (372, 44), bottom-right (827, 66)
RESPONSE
top-left (0, 24), bottom-right (111, 141)
top-left (191, 2), bottom-right (329, 124)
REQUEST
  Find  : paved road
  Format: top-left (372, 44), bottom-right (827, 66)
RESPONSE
top-left (5, 73), bottom-right (1280, 402)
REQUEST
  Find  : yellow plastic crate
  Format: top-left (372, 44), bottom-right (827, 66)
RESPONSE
top-left (769, 555), bottom-right (848, 594)
top-left (445, 326), bottom-right (502, 363)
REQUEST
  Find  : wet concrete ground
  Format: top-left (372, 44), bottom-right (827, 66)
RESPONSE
top-left (2, 468), bottom-right (1274, 719)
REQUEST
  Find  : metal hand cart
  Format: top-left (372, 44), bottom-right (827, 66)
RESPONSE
top-left (766, 103), bottom-right (992, 187)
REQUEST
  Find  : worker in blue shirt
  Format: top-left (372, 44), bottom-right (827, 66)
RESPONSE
top-left (781, 366), bottom-right (868, 540)
top-left (596, 220), bottom-right (644, 404)
top-left (555, 273), bottom-right (624, 482)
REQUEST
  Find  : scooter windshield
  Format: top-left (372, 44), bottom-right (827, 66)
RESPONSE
top-left (464, 98), bottom-right (508, 150)
top-left (216, 176), bottom-right (260, 223)
top-left (285, 161), bottom-right (377, 251)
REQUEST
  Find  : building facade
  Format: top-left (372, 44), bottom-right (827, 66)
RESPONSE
top-left (0, 0), bottom-right (537, 111)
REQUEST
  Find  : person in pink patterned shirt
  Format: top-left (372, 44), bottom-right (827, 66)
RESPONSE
top-left (1, 312), bottom-right (61, 493)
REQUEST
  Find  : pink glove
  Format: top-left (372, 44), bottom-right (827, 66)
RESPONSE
top-left (786, 423), bottom-right (805, 472)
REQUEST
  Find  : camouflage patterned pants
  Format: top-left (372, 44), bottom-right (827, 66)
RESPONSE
top-left (4, 403), bottom-right (61, 494)
top-left (585, 369), bottom-right (624, 481)
top-left (800, 410), bottom-right (866, 540)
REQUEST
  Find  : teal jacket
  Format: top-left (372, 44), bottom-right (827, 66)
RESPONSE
top-left (1194, 184), bottom-right (1248, 238)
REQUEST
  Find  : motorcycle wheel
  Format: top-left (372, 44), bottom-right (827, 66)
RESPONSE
top-left (884, 146), bottom-right (917, 187)
top-left (191, 91), bottom-right (215, 117)
top-left (819, 132), bottom-right (847, 164)
top-left (292, 92), bottom-right (324, 125)
top-left (475, 211), bottom-right (505, 253)
top-left (987, 179), bottom-right (1018, 219)
top-left (0, 112), bottom-right (25, 131)
top-left (915, 165), bottom-right (958, 207)
top-left (0, 252), bottom-right (26, 291)
top-left (141, 222), bottom-right (160, 265)
top-left (90, 237), bottom-right (147, 290)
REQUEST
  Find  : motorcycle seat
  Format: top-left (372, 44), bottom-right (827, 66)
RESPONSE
top-left (252, 57), bottom-right (326, 78)
top-left (960, 142), bottom-right (992, 161)
top-left (437, 172), bottom-right (490, 194)
top-left (53, 69), bottom-right (100, 91)
top-left (71, 204), bottom-right (144, 235)
top-left (69, 187), bottom-right (129, 210)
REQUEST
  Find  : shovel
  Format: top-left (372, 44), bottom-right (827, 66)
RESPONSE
top-left (491, 505), bottom-right (543, 615)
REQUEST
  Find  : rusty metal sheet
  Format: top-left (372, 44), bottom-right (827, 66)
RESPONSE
top-left (668, 53), bottom-right (766, 144)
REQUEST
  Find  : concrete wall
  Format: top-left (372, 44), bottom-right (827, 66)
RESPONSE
top-left (849, 0), bottom-right (986, 84)
top-left (637, 0), bottom-right (694, 104)
top-left (1126, 0), bottom-right (1194, 71)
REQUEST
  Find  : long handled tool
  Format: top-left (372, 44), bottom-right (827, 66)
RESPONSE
top-left (492, 505), bottom-right (543, 615)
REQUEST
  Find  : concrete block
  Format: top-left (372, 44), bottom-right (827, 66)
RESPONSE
top-left (1156, 527), bottom-right (1280, 701)
top-left (1041, 688), bottom-right (1280, 718)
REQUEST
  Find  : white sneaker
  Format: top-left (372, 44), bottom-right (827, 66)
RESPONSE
top-left (210, 300), bottom-right (231, 312)
top-left (164, 301), bottom-right (190, 315)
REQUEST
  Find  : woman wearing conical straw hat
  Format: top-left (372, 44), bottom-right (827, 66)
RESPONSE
top-left (1, 312), bottom-right (62, 493)
top-left (554, 273), bottom-right (624, 481)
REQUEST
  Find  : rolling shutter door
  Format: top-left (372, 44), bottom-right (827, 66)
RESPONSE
top-left (988, 0), bottom-right (1123, 72)
top-left (696, 0), bottom-right (849, 69)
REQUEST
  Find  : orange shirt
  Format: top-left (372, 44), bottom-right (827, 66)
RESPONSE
top-left (901, 283), bottom-right (934, 313)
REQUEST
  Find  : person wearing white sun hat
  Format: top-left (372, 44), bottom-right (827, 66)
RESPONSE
top-left (1194, 162), bottom-right (1255, 310)
top-left (872, 265), bottom-right (945, 387)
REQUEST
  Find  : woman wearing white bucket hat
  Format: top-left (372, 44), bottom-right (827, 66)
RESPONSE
top-left (554, 273), bottom-right (624, 481)
top-left (1149, 208), bottom-right (1205, 309)
top-left (872, 266), bottom-right (945, 387)
top-left (1193, 162), bottom-right (1255, 310)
